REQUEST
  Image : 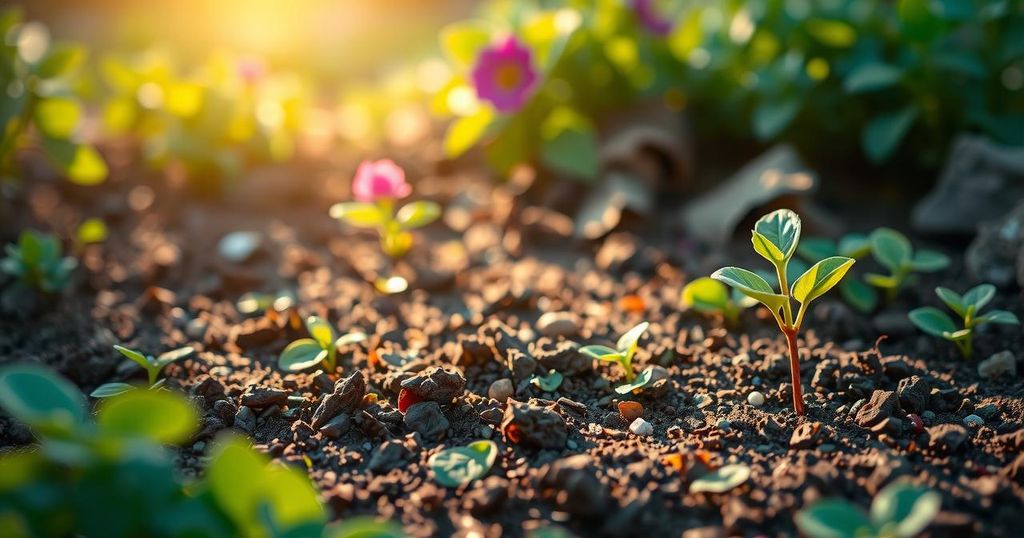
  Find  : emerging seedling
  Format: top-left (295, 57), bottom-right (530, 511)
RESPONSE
top-left (795, 482), bottom-right (940, 538)
top-left (712, 209), bottom-right (854, 416)
top-left (1, 230), bottom-right (77, 293)
top-left (581, 322), bottom-right (655, 394)
top-left (681, 277), bottom-right (757, 327)
top-left (797, 233), bottom-right (877, 313)
top-left (278, 315), bottom-right (366, 373)
top-left (91, 344), bottom-right (194, 397)
top-left (865, 228), bottom-right (949, 301)
top-left (909, 284), bottom-right (1019, 359)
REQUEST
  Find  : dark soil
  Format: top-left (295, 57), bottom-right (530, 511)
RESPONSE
top-left (2, 151), bottom-right (1023, 538)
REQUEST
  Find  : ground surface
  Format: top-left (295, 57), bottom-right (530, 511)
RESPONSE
top-left (2, 156), bottom-right (1023, 538)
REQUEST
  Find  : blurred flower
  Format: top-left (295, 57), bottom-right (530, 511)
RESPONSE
top-left (632, 0), bottom-right (674, 36)
top-left (471, 36), bottom-right (537, 113)
top-left (237, 55), bottom-right (267, 85)
top-left (352, 159), bottom-right (411, 202)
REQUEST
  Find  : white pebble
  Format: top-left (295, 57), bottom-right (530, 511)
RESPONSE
top-left (747, 391), bottom-right (765, 407)
top-left (629, 418), bottom-right (654, 436)
top-left (964, 414), bottom-right (984, 428)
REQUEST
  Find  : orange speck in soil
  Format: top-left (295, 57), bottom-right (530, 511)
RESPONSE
top-left (619, 295), bottom-right (645, 313)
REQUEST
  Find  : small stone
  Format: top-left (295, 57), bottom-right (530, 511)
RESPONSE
top-left (694, 394), bottom-right (714, 409)
top-left (747, 391), bottom-right (765, 407)
top-left (319, 414), bottom-right (351, 439)
top-left (717, 419), bottom-right (731, 432)
top-left (789, 422), bottom-right (822, 449)
top-left (234, 406), bottom-right (256, 433)
top-left (400, 366), bottom-right (466, 403)
top-left (974, 403), bottom-right (999, 420)
top-left (978, 351), bottom-right (1017, 379)
top-left (922, 410), bottom-right (936, 421)
top-left (218, 231), bottom-right (262, 262)
top-left (403, 401), bottom-right (449, 441)
top-left (629, 418), bottom-right (654, 436)
top-left (855, 390), bottom-right (898, 428)
top-left (240, 386), bottom-right (289, 408)
top-left (964, 414), bottom-right (984, 428)
top-left (618, 401), bottom-right (644, 422)
top-left (368, 440), bottom-right (412, 472)
top-left (897, 375), bottom-right (930, 414)
top-left (501, 400), bottom-right (567, 449)
top-left (311, 372), bottom-right (366, 429)
top-left (488, 378), bottom-right (514, 402)
top-left (928, 424), bottom-right (968, 455)
top-left (536, 312), bottom-right (581, 338)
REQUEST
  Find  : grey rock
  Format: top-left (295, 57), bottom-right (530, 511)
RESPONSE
top-left (218, 231), bottom-right (262, 262)
top-left (488, 378), bottom-right (514, 402)
top-left (311, 371), bottom-right (365, 429)
top-left (403, 401), bottom-right (449, 441)
top-left (319, 414), bottom-right (352, 439)
top-left (400, 366), bottom-right (466, 403)
top-left (368, 439), bottom-right (413, 472)
top-left (240, 386), bottom-right (289, 408)
top-left (501, 399), bottom-right (567, 449)
top-left (928, 424), bottom-right (968, 454)
top-left (540, 454), bottom-right (608, 517)
top-left (897, 376), bottom-right (930, 414)
top-left (234, 405), bottom-right (256, 433)
top-left (536, 312), bottom-right (581, 338)
top-left (978, 350), bottom-right (1017, 379)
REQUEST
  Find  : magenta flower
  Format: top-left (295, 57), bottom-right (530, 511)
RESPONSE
top-left (352, 159), bottom-right (411, 202)
top-left (631, 0), bottom-right (674, 36)
top-left (471, 36), bottom-right (538, 113)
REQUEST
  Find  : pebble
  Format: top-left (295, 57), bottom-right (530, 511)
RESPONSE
top-left (567, 439), bottom-right (578, 450)
top-left (488, 379), bottom-right (514, 402)
top-left (964, 414), bottom-right (984, 428)
top-left (694, 394), bottom-right (714, 409)
top-left (717, 419), bottom-right (731, 432)
top-left (752, 376), bottom-right (763, 386)
top-left (400, 366), bottom-right (467, 403)
top-left (218, 231), bottom-right (262, 262)
top-left (747, 391), bottom-right (765, 407)
top-left (629, 418), bottom-right (654, 436)
top-left (618, 401), bottom-right (644, 422)
top-left (535, 312), bottom-right (581, 338)
top-left (978, 350), bottom-right (1017, 379)
top-left (403, 401), bottom-right (450, 441)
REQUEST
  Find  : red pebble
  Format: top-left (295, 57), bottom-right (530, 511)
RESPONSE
top-left (906, 413), bottom-right (924, 434)
top-left (398, 389), bottom-right (423, 414)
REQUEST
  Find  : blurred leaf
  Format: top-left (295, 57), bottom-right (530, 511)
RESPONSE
top-left (909, 249), bottom-right (949, 271)
top-left (909, 307), bottom-right (957, 336)
top-left (841, 279), bottom-right (878, 313)
top-left (34, 44), bottom-right (85, 79)
top-left (35, 98), bottom-right (81, 139)
top-left (305, 316), bottom-right (335, 349)
top-left (396, 201), bottom-right (441, 229)
top-left (114, 345), bottom-right (152, 371)
top-left (668, 9), bottom-right (703, 60)
top-left (844, 63), bottom-right (903, 93)
top-left (753, 97), bottom-right (800, 140)
top-left (614, 366), bottom-right (654, 394)
top-left (962, 284), bottom-right (995, 311)
top-left (540, 124), bottom-right (598, 180)
top-left (428, 440), bottom-right (498, 488)
top-left (65, 145), bottom-right (108, 186)
top-left (796, 499), bottom-right (872, 538)
top-left (899, 0), bottom-right (942, 42)
top-left (870, 228), bottom-right (913, 270)
top-left (0, 364), bottom-right (85, 434)
top-left (278, 339), bottom-right (327, 372)
top-left (329, 202), bottom-right (384, 228)
top-left (75, 218), bottom-right (107, 245)
top-left (97, 389), bottom-right (198, 444)
top-left (681, 277), bottom-right (730, 314)
top-left (328, 517), bottom-right (405, 538)
top-left (690, 464), bottom-right (751, 493)
top-left (89, 382), bottom-right (136, 398)
top-left (153, 346), bottom-right (194, 370)
top-left (870, 483), bottom-right (941, 537)
top-left (440, 21), bottom-right (491, 68)
top-left (806, 19), bottom-right (857, 47)
top-left (444, 107), bottom-right (494, 158)
top-left (863, 107), bottom-right (917, 163)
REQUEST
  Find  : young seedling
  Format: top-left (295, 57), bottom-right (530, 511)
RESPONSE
top-left (1, 230), bottom-right (77, 293)
top-left (91, 344), bottom-right (194, 397)
top-left (797, 233), bottom-right (878, 313)
top-left (795, 482), bottom-right (940, 538)
top-left (865, 228), bottom-right (949, 301)
top-left (580, 322), bottom-right (655, 394)
top-left (712, 209), bottom-right (854, 416)
top-left (681, 277), bottom-right (757, 327)
top-left (909, 284), bottom-right (1019, 359)
top-left (278, 315), bottom-right (366, 373)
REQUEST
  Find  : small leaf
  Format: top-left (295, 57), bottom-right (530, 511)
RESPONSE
top-left (530, 370), bottom-right (563, 392)
top-left (753, 98), bottom-right (801, 140)
top-left (805, 18), bottom-right (857, 47)
top-left (796, 499), bottom-right (873, 538)
top-left (335, 332), bottom-right (367, 348)
top-left (844, 62), bottom-right (903, 93)
top-left (690, 464), bottom-right (751, 493)
top-left (962, 284), bottom-right (995, 311)
top-left (910, 250), bottom-right (949, 272)
top-left (33, 43), bottom-right (86, 79)
top-left (616, 321), bottom-right (650, 353)
top-left (863, 107), bottom-right (918, 163)
top-left (942, 328), bottom-right (971, 341)
top-left (681, 277), bottom-right (729, 314)
top-left (153, 346), bottom-right (195, 370)
top-left (840, 279), bottom-right (878, 313)
top-left (579, 345), bottom-right (620, 361)
top-left (935, 287), bottom-right (966, 317)
top-left (97, 389), bottom-right (198, 444)
top-left (440, 21), bottom-right (491, 68)
top-left (114, 345), bottom-right (152, 370)
top-left (396, 201), bottom-right (441, 229)
top-left (278, 339), bottom-right (328, 372)
top-left (870, 228), bottom-right (912, 271)
top-left (65, 145), bottom-right (108, 186)
top-left (89, 382), bottom-right (136, 398)
top-left (0, 364), bottom-right (86, 432)
top-left (792, 256), bottom-right (856, 305)
top-left (976, 310), bottom-right (1020, 325)
top-left (329, 202), bottom-right (384, 228)
top-left (444, 107), bottom-right (494, 158)
top-left (305, 316), bottom-right (335, 348)
top-left (797, 238), bottom-right (837, 262)
top-left (429, 440), bottom-right (498, 488)
top-left (865, 272), bottom-right (900, 290)
top-left (35, 97), bottom-right (81, 139)
top-left (908, 307), bottom-right (957, 337)
top-left (710, 267), bottom-right (788, 314)
top-left (870, 483), bottom-right (941, 537)
top-left (837, 234), bottom-right (871, 259)
top-left (753, 209), bottom-right (801, 263)
top-left (615, 367), bottom-right (655, 394)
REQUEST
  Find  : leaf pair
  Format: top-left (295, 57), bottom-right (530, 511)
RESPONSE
top-left (91, 344), bottom-right (194, 398)
top-left (580, 321), bottom-right (649, 385)
top-left (865, 228), bottom-right (949, 293)
top-left (331, 199), bottom-right (440, 259)
top-left (909, 284), bottom-right (1019, 358)
top-left (796, 482), bottom-right (940, 538)
top-left (278, 316), bottom-right (367, 372)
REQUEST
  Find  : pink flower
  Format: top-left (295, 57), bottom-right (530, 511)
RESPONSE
top-left (352, 159), bottom-right (411, 202)
top-left (631, 0), bottom-right (674, 36)
top-left (237, 55), bottom-right (267, 85)
top-left (471, 36), bottom-right (538, 114)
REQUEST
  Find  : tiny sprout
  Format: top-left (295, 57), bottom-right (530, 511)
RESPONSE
top-left (909, 284), bottom-right (1019, 359)
top-left (712, 209), bottom-right (854, 416)
top-left (330, 159), bottom-right (441, 259)
top-left (1, 230), bottom-right (77, 293)
top-left (795, 482), bottom-right (940, 538)
top-left (530, 369), bottom-right (563, 392)
top-left (581, 322), bottom-right (653, 393)
top-left (681, 276), bottom-right (757, 326)
top-left (797, 233), bottom-right (877, 313)
top-left (865, 228), bottom-right (949, 301)
top-left (91, 345), bottom-right (195, 398)
top-left (278, 315), bottom-right (366, 373)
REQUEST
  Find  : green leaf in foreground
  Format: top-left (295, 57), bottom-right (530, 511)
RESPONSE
top-left (711, 267), bottom-right (787, 313)
top-left (429, 440), bottom-right (498, 488)
top-left (97, 389), bottom-right (198, 444)
top-left (614, 367), bottom-right (654, 394)
top-left (0, 364), bottom-right (86, 433)
top-left (792, 256), bottom-right (856, 305)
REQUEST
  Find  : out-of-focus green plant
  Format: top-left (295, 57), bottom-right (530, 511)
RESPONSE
top-left (909, 284), bottom-right (1019, 358)
top-left (0, 7), bottom-right (107, 185)
top-left (0, 364), bottom-right (403, 538)
top-left (279, 315), bottom-right (367, 373)
top-left (580, 321), bottom-right (658, 393)
top-left (90, 344), bottom-right (195, 398)
top-left (797, 233), bottom-right (877, 313)
top-left (865, 228), bottom-right (949, 301)
top-left (795, 481), bottom-right (941, 538)
top-left (681, 276), bottom-right (757, 326)
top-left (1, 230), bottom-right (76, 293)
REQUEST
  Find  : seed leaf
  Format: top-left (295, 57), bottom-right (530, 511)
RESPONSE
top-left (579, 345), bottom-right (621, 361)
top-left (530, 370), bottom-right (563, 392)
top-left (942, 328), bottom-right (971, 341)
top-left (870, 228), bottom-right (912, 271)
top-left (792, 256), bottom-right (856, 305)
top-left (614, 367), bottom-right (654, 394)
top-left (335, 331), bottom-right (368, 348)
top-left (910, 249), bottom-right (949, 272)
top-left (908, 307), bottom-right (956, 337)
top-left (690, 464), bottom-right (751, 493)
top-left (114, 344), bottom-right (152, 370)
top-left (396, 201), bottom-right (441, 229)
top-left (153, 346), bottom-right (195, 370)
top-left (616, 321), bottom-right (649, 353)
top-left (0, 364), bottom-right (86, 433)
top-left (962, 284), bottom-right (995, 311)
top-left (752, 209), bottom-right (801, 264)
top-left (711, 267), bottom-right (787, 314)
top-left (429, 440), bottom-right (498, 488)
top-left (976, 310), bottom-right (1019, 325)
top-left (796, 499), bottom-right (873, 538)
top-left (681, 277), bottom-right (730, 314)
top-left (869, 483), bottom-right (941, 537)
top-left (934, 287), bottom-right (966, 317)
top-left (305, 316), bottom-right (335, 349)
top-left (97, 389), bottom-right (198, 444)
top-left (329, 202), bottom-right (384, 228)
top-left (840, 279), bottom-right (878, 313)
top-left (865, 272), bottom-right (900, 290)
top-left (278, 339), bottom-right (328, 372)
top-left (331, 517), bottom-right (406, 538)
top-left (90, 382), bottom-right (137, 398)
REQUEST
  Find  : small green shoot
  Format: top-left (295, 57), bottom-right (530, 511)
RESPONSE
top-left (712, 209), bottom-right (854, 416)
top-left (428, 440), bottom-right (498, 488)
top-left (1, 230), bottom-right (77, 293)
top-left (580, 321), bottom-right (649, 390)
top-left (681, 277), bottom-right (757, 326)
top-left (909, 284), bottom-right (1019, 359)
top-left (797, 233), bottom-right (878, 313)
top-left (866, 228), bottom-right (949, 301)
top-left (795, 482), bottom-right (941, 538)
top-left (278, 315), bottom-right (366, 373)
top-left (91, 344), bottom-right (194, 398)
top-left (530, 369), bottom-right (564, 392)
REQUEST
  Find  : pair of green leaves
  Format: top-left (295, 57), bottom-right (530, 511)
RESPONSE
top-left (278, 316), bottom-right (366, 373)
top-left (909, 284), bottom-right (1019, 358)
top-left (1, 229), bottom-right (78, 293)
top-left (428, 440), bottom-right (498, 488)
top-left (91, 344), bottom-right (194, 398)
top-left (795, 482), bottom-right (940, 538)
top-left (331, 200), bottom-right (440, 259)
top-left (580, 321), bottom-right (649, 386)
top-left (865, 228), bottom-right (948, 292)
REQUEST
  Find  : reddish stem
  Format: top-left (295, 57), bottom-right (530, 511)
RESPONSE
top-left (784, 328), bottom-right (805, 416)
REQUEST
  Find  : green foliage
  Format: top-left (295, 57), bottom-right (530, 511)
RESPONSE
top-left (689, 464), bottom-right (751, 494)
top-left (580, 321), bottom-right (649, 389)
top-left (866, 228), bottom-right (949, 301)
top-left (1, 230), bottom-right (77, 294)
top-left (795, 482), bottom-right (941, 538)
top-left (428, 440), bottom-right (498, 488)
top-left (331, 199), bottom-right (441, 259)
top-left (279, 316), bottom-right (366, 373)
top-left (909, 284), bottom-right (1019, 358)
top-left (682, 276), bottom-right (758, 326)
top-left (797, 233), bottom-right (876, 313)
top-left (0, 7), bottom-right (106, 185)
top-left (529, 369), bottom-right (564, 392)
top-left (91, 344), bottom-right (194, 398)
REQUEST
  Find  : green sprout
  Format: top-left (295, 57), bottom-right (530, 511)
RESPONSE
top-left (865, 228), bottom-right (949, 301)
top-left (91, 344), bottom-right (195, 398)
top-left (909, 284), bottom-right (1019, 359)
top-left (330, 199), bottom-right (440, 259)
top-left (278, 315), bottom-right (366, 373)
top-left (795, 482), bottom-right (941, 538)
top-left (580, 321), bottom-right (655, 393)
top-left (681, 276), bottom-right (757, 326)
top-left (712, 209), bottom-right (854, 416)
top-left (797, 233), bottom-right (878, 313)
top-left (1, 230), bottom-right (77, 293)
